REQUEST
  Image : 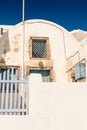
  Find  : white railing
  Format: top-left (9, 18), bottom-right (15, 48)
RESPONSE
top-left (0, 80), bottom-right (29, 115)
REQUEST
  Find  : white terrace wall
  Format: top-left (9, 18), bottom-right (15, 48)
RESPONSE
top-left (0, 74), bottom-right (87, 130)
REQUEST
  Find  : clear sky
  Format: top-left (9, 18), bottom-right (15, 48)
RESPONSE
top-left (0, 0), bottom-right (87, 31)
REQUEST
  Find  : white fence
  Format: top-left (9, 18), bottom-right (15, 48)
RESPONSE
top-left (0, 79), bottom-right (29, 115)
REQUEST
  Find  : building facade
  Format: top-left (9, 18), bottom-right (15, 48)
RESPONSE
top-left (0, 19), bottom-right (87, 130)
top-left (0, 19), bottom-right (86, 82)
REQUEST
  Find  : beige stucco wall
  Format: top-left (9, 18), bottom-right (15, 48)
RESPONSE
top-left (0, 19), bottom-right (86, 82)
top-left (0, 74), bottom-right (87, 130)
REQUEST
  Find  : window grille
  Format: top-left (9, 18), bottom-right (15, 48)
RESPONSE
top-left (32, 39), bottom-right (46, 58)
top-left (0, 68), bottom-right (18, 80)
top-left (0, 68), bottom-right (19, 92)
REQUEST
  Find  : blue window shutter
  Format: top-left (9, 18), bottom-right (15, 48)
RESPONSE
top-left (74, 63), bottom-right (86, 80)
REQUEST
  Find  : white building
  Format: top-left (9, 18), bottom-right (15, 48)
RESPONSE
top-left (0, 19), bottom-right (87, 82)
top-left (0, 19), bottom-right (87, 130)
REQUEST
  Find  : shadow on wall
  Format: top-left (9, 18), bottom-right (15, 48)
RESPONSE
top-left (0, 30), bottom-right (10, 65)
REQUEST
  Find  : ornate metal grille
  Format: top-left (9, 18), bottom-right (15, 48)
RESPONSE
top-left (32, 39), bottom-right (46, 58)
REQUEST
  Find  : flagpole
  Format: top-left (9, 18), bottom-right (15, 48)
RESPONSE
top-left (22, 0), bottom-right (25, 79)
top-left (21, 0), bottom-right (25, 115)
top-left (22, 0), bottom-right (25, 22)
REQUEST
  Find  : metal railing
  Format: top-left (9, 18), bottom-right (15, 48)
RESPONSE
top-left (0, 79), bottom-right (29, 115)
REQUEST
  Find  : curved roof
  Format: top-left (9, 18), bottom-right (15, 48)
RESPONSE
top-left (27, 19), bottom-right (68, 31)
top-left (13, 19), bottom-right (69, 33)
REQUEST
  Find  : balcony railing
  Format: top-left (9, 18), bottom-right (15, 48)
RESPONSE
top-left (0, 79), bottom-right (29, 115)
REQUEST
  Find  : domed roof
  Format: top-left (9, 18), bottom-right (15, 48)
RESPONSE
top-left (14, 19), bottom-right (69, 33)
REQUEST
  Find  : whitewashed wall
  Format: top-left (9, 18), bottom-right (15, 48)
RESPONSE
top-left (0, 20), bottom-right (81, 82)
top-left (0, 74), bottom-right (87, 130)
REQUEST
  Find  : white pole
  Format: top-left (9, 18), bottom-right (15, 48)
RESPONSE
top-left (22, 0), bottom-right (25, 22)
top-left (22, 0), bottom-right (25, 79)
top-left (21, 0), bottom-right (25, 115)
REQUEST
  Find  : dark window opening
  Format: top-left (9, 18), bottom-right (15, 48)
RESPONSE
top-left (0, 28), bottom-right (3, 35)
top-left (32, 39), bottom-right (47, 58)
top-left (0, 68), bottom-right (19, 92)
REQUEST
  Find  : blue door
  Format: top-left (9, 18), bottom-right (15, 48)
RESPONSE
top-left (30, 70), bottom-right (50, 82)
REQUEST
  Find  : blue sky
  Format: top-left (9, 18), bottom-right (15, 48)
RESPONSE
top-left (0, 0), bottom-right (87, 31)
